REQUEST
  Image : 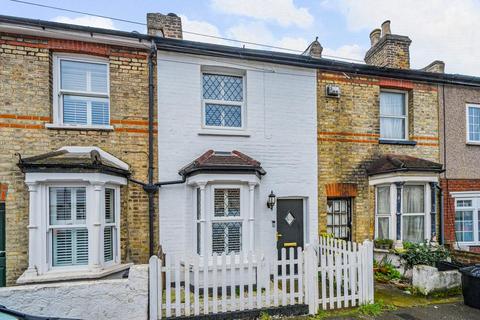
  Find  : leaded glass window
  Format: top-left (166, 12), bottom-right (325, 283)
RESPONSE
top-left (202, 73), bottom-right (244, 129)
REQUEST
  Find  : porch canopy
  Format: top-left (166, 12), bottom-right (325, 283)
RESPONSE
top-left (18, 146), bottom-right (130, 177)
top-left (179, 149), bottom-right (266, 178)
top-left (367, 154), bottom-right (443, 177)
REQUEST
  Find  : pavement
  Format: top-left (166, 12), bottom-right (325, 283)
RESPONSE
top-left (374, 302), bottom-right (480, 320)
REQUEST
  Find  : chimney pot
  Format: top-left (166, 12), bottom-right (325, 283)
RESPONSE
top-left (369, 29), bottom-right (381, 46)
top-left (381, 20), bottom-right (391, 36)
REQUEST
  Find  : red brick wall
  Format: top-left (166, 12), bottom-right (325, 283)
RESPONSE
top-left (441, 179), bottom-right (480, 248)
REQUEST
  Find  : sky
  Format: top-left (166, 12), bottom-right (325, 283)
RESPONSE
top-left (1, 0), bottom-right (480, 76)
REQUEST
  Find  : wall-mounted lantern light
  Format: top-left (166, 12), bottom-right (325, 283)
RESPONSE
top-left (267, 190), bottom-right (276, 210)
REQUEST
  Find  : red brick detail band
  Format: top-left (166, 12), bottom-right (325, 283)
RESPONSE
top-left (325, 183), bottom-right (358, 197)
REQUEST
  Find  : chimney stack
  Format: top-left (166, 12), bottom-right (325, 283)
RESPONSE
top-left (422, 60), bottom-right (445, 73)
top-left (147, 13), bottom-right (183, 39)
top-left (364, 20), bottom-right (411, 69)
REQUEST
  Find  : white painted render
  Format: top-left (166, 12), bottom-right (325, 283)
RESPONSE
top-left (0, 265), bottom-right (148, 320)
top-left (157, 52), bottom-right (317, 259)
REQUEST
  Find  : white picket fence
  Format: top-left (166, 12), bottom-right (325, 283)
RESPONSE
top-left (149, 238), bottom-right (373, 319)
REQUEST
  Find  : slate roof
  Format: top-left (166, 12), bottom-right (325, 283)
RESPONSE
top-left (179, 150), bottom-right (266, 177)
top-left (367, 154), bottom-right (443, 176)
top-left (18, 148), bottom-right (130, 177)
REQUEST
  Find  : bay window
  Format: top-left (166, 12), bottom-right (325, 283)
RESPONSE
top-left (374, 182), bottom-right (430, 243)
top-left (380, 91), bottom-right (408, 140)
top-left (52, 55), bottom-right (110, 128)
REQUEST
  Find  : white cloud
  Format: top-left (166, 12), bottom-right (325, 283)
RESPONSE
top-left (180, 15), bottom-right (227, 45)
top-left (330, 0), bottom-right (480, 75)
top-left (323, 44), bottom-right (365, 62)
top-left (52, 15), bottom-right (116, 30)
top-left (211, 0), bottom-right (314, 28)
top-left (226, 21), bottom-right (310, 53)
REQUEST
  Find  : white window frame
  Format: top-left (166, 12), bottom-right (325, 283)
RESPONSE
top-left (210, 185), bottom-right (244, 255)
top-left (47, 184), bottom-right (89, 271)
top-left (466, 104), bottom-right (480, 144)
top-left (401, 183), bottom-right (428, 243)
top-left (201, 70), bottom-right (246, 131)
top-left (379, 89), bottom-right (408, 141)
top-left (45, 183), bottom-right (121, 271)
top-left (453, 195), bottom-right (480, 245)
top-left (50, 54), bottom-right (112, 130)
top-left (374, 184), bottom-right (393, 240)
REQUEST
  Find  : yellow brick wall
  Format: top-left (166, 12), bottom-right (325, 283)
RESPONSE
top-left (317, 71), bottom-right (440, 242)
top-left (0, 33), bottom-right (158, 285)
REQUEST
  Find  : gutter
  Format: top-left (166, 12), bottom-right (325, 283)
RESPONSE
top-left (2, 14), bottom-right (480, 87)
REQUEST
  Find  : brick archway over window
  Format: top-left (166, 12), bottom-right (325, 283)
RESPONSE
top-left (0, 184), bottom-right (7, 202)
top-left (325, 183), bottom-right (357, 198)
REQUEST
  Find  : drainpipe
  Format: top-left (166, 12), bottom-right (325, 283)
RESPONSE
top-left (437, 184), bottom-right (444, 245)
top-left (143, 40), bottom-right (160, 257)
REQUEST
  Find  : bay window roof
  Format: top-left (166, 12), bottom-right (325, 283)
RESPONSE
top-left (367, 154), bottom-right (443, 176)
top-left (17, 146), bottom-right (130, 177)
top-left (179, 150), bottom-right (266, 177)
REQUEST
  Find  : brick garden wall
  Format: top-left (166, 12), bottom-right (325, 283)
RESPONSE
top-left (317, 71), bottom-right (440, 241)
top-left (0, 33), bottom-right (157, 285)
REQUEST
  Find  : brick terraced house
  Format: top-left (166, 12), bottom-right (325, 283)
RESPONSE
top-left (440, 80), bottom-right (480, 255)
top-left (0, 16), bottom-right (157, 285)
top-left (1, 14), bottom-right (480, 287)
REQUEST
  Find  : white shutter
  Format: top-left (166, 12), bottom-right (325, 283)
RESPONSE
top-left (60, 60), bottom-right (108, 93)
top-left (91, 100), bottom-right (110, 125)
top-left (212, 222), bottom-right (242, 254)
top-left (53, 229), bottom-right (73, 266)
top-left (50, 188), bottom-right (72, 224)
top-left (105, 188), bottom-right (115, 223)
top-left (104, 227), bottom-right (114, 262)
top-left (53, 228), bottom-right (88, 266)
top-left (76, 188), bottom-right (86, 221)
top-left (63, 95), bottom-right (88, 125)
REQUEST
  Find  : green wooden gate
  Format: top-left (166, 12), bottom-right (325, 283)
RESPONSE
top-left (0, 203), bottom-right (5, 287)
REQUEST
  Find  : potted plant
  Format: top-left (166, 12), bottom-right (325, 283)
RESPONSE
top-left (374, 239), bottom-right (394, 250)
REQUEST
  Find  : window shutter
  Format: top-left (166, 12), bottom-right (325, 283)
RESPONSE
top-left (52, 229), bottom-right (89, 266)
top-left (53, 229), bottom-right (73, 266)
top-left (91, 101), bottom-right (110, 125)
top-left (214, 189), bottom-right (240, 217)
top-left (50, 188), bottom-right (72, 224)
top-left (60, 60), bottom-right (107, 93)
top-left (104, 227), bottom-right (113, 262)
top-left (212, 222), bottom-right (242, 254)
top-left (75, 229), bottom-right (89, 265)
top-left (63, 95), bottom-right (88, 125)
top-left (76, 188), bottom-right (86, 221)
top-left (105, 188), bottom-right (115, 223)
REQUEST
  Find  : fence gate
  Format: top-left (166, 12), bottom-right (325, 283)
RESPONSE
top-left (149, 238), bottom-right (373, 319)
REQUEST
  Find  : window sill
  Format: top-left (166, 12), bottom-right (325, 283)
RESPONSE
top-left (16, 262), bottom-right (132, 284)
top-left (466, 141), bottom-right (480, 146)
top-left (379, 139), bottom-right (417, 146)
top-left (45, 123), bottom-right (114, 131)
top-left (198, 129), bottom-right (250, 137)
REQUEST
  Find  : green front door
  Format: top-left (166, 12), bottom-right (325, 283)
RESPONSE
top-left (0, 203), bottom-right (5, 287)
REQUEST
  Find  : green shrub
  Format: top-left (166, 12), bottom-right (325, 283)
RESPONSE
top-left (374, 257), bottom-right (402, 283)
top-left (399, 241), bottom-right (450, 270)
